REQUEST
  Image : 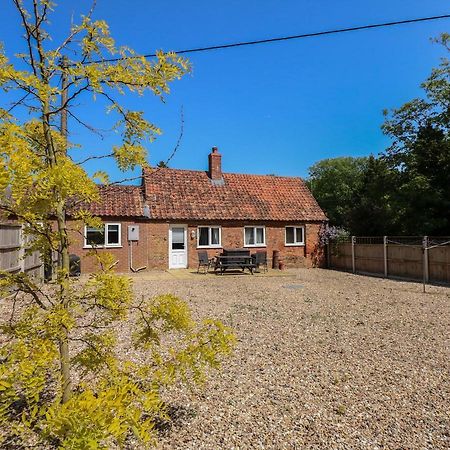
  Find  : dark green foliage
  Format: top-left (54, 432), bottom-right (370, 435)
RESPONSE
top-left (306, 157), bottom-right (369, 229)
top-left (381, 34), bottom-right (450, 235)
top-left (348, 156), bottom-right (398, 235)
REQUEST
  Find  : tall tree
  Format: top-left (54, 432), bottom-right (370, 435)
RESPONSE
top-left (306, 156), bottom-right (368, 229)
top-left (0, 2), bottom-right (234, 448)
top-left (382, 33), bottom-right (450, 235)
top-left (309, 34), bottom-right (450, 237)
top-left (348, 156), bottom-right (397, 235)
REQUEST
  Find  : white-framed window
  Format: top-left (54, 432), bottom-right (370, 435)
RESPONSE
top-left (197, 226), bottom-right (221, 248)
top-left (285, 226), bottom-right (305, 246)
top-left (84, 223), bottom-right (122, 248)
top-left (244, 226), bottom-right (265, 247)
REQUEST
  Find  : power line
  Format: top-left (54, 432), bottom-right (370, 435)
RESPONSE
top-left (82, 14), bottom-right (450, 65)
top-left (3, 14), bottom-right (449, 117)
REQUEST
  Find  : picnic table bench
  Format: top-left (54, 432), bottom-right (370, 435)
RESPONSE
top-left (214, 249), bottom-right (257, 275)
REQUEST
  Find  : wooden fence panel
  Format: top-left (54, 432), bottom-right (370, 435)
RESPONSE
top-left (429, 246), bottom-right (450, 284)
top-left (328, 236), bottom-right (450, 285)
top-left (0, 223), bottom-right (21, 273)
top-left (329, 242), bottom-right (352, 270)
top-left (387, 245), bottom-right (423, 279)
top-left (0, 223), bottom-right (43, 279)
top-left (24, 249), bottom-right (43, 278)
top-left (354, 244), bottom-right (384, 275)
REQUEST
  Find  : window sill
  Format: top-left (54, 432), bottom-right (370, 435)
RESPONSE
top-left (197, 245), bottom-right (223, 250)
top-left (83, 245), bottom-right (123, 249)
top-left (244, 244), bottom-right (267, 248)
top-left (285, 243), bottom-right (305, 247)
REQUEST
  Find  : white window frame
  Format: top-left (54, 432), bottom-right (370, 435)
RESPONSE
top-left (105, 223), bottom-right (122, 247)
top-left (285, 225), bottom-right (305, 246)
top-left (197, 226), bottom-right (222, 249)
top-left (243, 226), bottom-right (266, 248)
top-left (84, 223), bottom-right (122, 248)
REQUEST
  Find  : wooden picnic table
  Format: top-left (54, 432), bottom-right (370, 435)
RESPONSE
top-left (214, 252), bottom-right (257, 275)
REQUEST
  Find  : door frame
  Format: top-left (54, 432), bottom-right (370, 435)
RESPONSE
top-left (168, 224), bottom-right (188, 269)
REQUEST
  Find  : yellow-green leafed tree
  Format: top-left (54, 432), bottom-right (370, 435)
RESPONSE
top-left (0, 1), bottom-right (235, 448)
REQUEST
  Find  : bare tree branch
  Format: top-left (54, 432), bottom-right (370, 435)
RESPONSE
top-left (49, 82), bottom-right (92, 116)
top-left (32, 1), bottom-right (48, 31)
top-left (12, 275), bottom-right (48, 310)
top-left (108, 175), bottom-right (144, 185)
top-left (12, 0), bottom-right (38, 77)
top-left (8, 291), bottom-right (20, 329)
top-left (0, 92), bottom-right (32, 120)
top-left (76, 152), bottom-right (114, 165)
top-left (108, 106), bottom-right (184, 185)
top-left (67, 109), bottom-right (107, 139)
top-left (53, 0), bottom-right (97, 55)
top-left (161, 106), bottom-right (184, 168)
top-left (99, 91), bottom-right (130, 123)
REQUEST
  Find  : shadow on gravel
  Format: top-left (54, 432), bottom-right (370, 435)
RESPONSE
top-left (154, 404), bottom-right (198, 436)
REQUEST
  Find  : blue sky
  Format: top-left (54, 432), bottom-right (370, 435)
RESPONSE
top-left (1, 0), bottom-right (449, 181)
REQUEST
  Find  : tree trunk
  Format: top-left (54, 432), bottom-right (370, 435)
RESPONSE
top-left (57, 58), bottom-right (72, 404)
top-left (56, 201), bottom-right (72, 404)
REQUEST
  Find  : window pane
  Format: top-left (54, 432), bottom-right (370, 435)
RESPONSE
top-left (296, 227), bottom-right (304, 244)
top-left (199, 227), bottom-right (209, 246)
top-left (107, 224), bottom-right (120, 245)
top-left (172, 228), bottom-right (184, 243)
top-left (256, 227), bottom-right (264, 244)
top-left (86, 227), bottom-right (104, 246)
top-left (211, 227), bottom-right (220, 245)
top-left (172, 228), bottom-right (185, 249)
top-left (245, 228), bottom-right (254, 245)
top-left (286, 227), bottom-right (295, 244)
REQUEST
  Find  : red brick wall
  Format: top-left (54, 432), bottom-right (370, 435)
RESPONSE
top-left (186, 222), bottom-right (323, 269)
top-left (305, 222), bottom-right (326, 268)
top-left (147, 222), bottom-right (169, 269)
top-left (68, 219), bottom-right (150, 273)
top-left (68, 219), bottom-right (325, 273)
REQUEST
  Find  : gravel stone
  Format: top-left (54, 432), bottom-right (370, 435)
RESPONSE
top-left (2, 268), bottom-right (448, 449)
top-left (130, 269), bottom-right (449, 449)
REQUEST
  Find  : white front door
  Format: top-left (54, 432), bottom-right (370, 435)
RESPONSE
top-left (169, 225), bottom-right (188, 269)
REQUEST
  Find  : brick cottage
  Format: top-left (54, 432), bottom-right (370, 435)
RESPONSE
top-left (69, 147), bottom-right (327, 273)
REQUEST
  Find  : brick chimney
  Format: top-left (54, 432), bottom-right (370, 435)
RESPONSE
top-left (208, 146), bottom-right (222, 181)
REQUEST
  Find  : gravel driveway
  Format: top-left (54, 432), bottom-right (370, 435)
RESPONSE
top-left (132, 268), bottom-right (450, 450)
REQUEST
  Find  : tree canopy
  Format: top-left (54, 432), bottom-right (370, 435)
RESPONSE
top-left (381, 33), bottom-right (450, 235)
top-left (306, 156), bottom-right (369, 230)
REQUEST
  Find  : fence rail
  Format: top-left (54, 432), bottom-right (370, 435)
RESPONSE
top-left (328, 236), bottom-right (450, 286)
top-left (0, 223), bottom-right (43, 279)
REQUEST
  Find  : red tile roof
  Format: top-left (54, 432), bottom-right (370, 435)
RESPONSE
top-left (82, 185), bottom-right (144, 217)
top-left (142, 168), bottom-right (327, 222)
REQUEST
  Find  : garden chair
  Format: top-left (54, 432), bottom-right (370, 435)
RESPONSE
top-left (197, 251), bottom-right (212, 274)
top-left (254, 251), bottom-right (268, 273)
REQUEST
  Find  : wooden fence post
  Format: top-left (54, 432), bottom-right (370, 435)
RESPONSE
top-left (351, 236), bottom-right (356, 274)
top-left (423, 236), bottom-right (429, 284)
top-left (383, 236), bottom-right (388, 278)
